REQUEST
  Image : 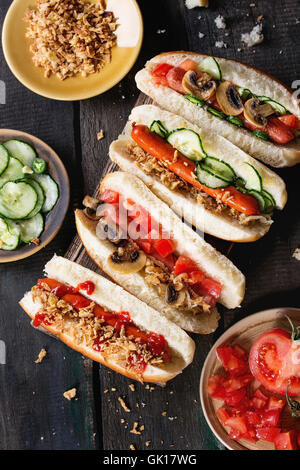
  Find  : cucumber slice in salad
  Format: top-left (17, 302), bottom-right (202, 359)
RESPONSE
top-left (237, 163), bottom-right (262, 192)
top-left (150, 120), bottom-right (168, 139)
top-left (3, 140), bottom-right (36, 167)
top-left (15, 213), bottom-right (44, 243)
top-left (24, 178), bottom-right (45, 218)
top-left (261, 190), bottom-right (275, 213)
top-left (0, 217), bottom-right (20, 250)
top-left (0, 145), bottom-right (9, 176)
top-left (257, 96), bottom-right (287, 115)
top-left (0, 156), bottom-right (23, 188)
top-left (201, 156), bottom-right (236, 183)
top-left (247, 190), bottom-right (266, 212)
top-left (197, 56), bottom-right (222, 81)
top-left (196, 164), bottom-right (230, 189)
top-left (32, 173), bottom-right (59, 213)
top-left (0, 181), bottom-right (38, 219)
top-left (167, 129), bottom-right (206, 161)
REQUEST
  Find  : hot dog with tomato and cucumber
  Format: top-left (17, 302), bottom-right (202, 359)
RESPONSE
top-left (109, 105), bottom-right (287, 243)
top-left (135, 52), bottom-right (300, 168)
top-left (75, 172), bottom-right (245, 335)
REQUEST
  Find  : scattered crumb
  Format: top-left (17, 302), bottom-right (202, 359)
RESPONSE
top-left (35, 348), bottom-right (47, 364)
top-left (104, 389), bottom-right (109, 394)
top-left (97, 130), bottom-right (104, 141)
top-left (129, 444), bottom-right (135, 450)
top-left (215, 40), bottom-right (227, 48)
top-left (121, 418), bottom-right (125, 423)
top-left (111, 387), bottom-right (117, 392)
top-left (145, 441), bottom-right (151, 447)
top-left (257, 15), bottom-right (263, 22)
top-left (118, 396), bottom-right (131, 412)
top-left (293, 248), bottom-right (300, 260)
top-left (161, 411), bottom-right (167, 416)
top-left (130, 422), bottom-right (141, 435)
top-left (161, 440), bottom-right (164, 444)
top-left (129, 384), bottom-right (135, 392)
top-left (198, 32), bottom-right (205, 39)
top-left (150, 387), bottom-right (155, 391)
top-left (141, 402), bottom-right (146, 407)
top-left (185, 0), bottom-right (209, 8)
top-left (156, 29), bottom-right (166, 34)
top-left (170, 444), bottom-right (175, 448)
top-left (215, 15), bottom-right (226, 29)
top-left (241, 23), bottom-right (264, 47)
top-left (31, 238), bottom-right (40, 246)
top-left (145, 385), bottom-right (150, 390)
top-left (140, 425), bottom-right (145, 431)
top-left (63, 388), bottom-right (77, 401)
top-left (170, 391), bottom-right (174, 395)
top-left (249, 2), bottom-right (256, 6)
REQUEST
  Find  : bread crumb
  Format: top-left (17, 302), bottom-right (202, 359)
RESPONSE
top-left (63, 388), bottom-right (77, 401)
top-left (249, 2), bottom-right (256, 6)
top-left (215, 15), bottom-right (226, 29)
top-left (215, 41), bottom-right (227, 48)
top-left (293, 248), bottom-right (300, 260)
top-left (257, 15), bottom-right (263, 22)
top-left (118, 396), bottom-right (131, 412)
top-left (31, 238), bottom-right (40, 246)
top-left (241, 23), bottom-right (264, 47)
top-left (156, 29), bottom-right (166, 34)
top-left (140, 425), bottom-right (145, 431)
top-left (161, 411), bottom-right (167, 416)
top-left (145, 440), bottom-right (151, 447)
top-left (104, 389), bottom-right (109, 394)
top-left (111, 387), bottom-right (117, 392)
top-left (130, 422), bottom-right (141, 435)
top-left (97, 130), bottom-right (104, 141)
top-left (129, 444), bottom-right (135, 450)
top-left (121, 418), bottom-right (125, 423)
top-left (129, 384), bottom-right (135, 392)
top-left (198, 32), bottom-right (205, 39)
top-left (35, 348), bottom-right (47, 364)
top-left (185, 0), bottom-right (209, 8)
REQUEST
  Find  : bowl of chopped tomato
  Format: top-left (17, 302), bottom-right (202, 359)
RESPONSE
top-left (200, 308), bottom-right (300, 451)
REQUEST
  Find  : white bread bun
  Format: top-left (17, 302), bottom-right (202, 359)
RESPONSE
top-left (75, 209), bottom-right (220, 334)
top-left (110, 104), bottom-right (287, 242)
top-left (135, 52), bottom-right (300, 167)
top-left (99, 172), bottom-right (245, 309)
top-left (19, 255), bottom-right (195, 383)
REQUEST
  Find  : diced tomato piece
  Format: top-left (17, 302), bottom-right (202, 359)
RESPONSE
top-left (256, 427), bottom-right (281, 443)
top-left (243, 411), bottom-right (261, 427)
top-left (100, 189), bottom-right (119, 204)
top-left (267, 396), bottom-right (285, 412)
top-left (216, 346), bottom-right (249, 377)
top-left (274, 430), bottom-right (299, 450)
top-left (216, 407), bottom-right (231, 426)
top-left (207, 374), bottom-right (227, 400)
top-left (266, 116), bottom-right (295, 144)
top-left (225, 416), bottom-right (248, 435)
top-left (258, 409), bottom-right (281, 428)
top-left (278, 114), bottom-right (297, 128)
top-left (154, 239), bottom-right (175, 258)
top-left (179, 58), bottom-right (198, 71)
top-left (152, 251), bottom-right (177, 271)
top-left (252, 397), bottom-right (267, 411)
top-left (151, 76), bottom-right (169, 87)
top-left (224, 387), bottom-right (247, 407)
top-left (166, 67), bottom-right (186, 94)
top-left (173, 256), bottom-right (198, 276)
top-left (137, 239), bottom-right (152, 254)
top-left (151, 63), bottom-right (174, 78)
top-left (233, 396), bottom-right (252, 414)
top-left (197, 278), bottom-right (222, 299)
top-left (188, 270), bottom-right (206, 285)
top-left (232, 344), bottom-right (248, 361)
top-left (223, 374), bottom-right (253, 393)
top-left (253, 388), bottom-right (269, 403)
top-left (242, 428), bottom-right (258, 444)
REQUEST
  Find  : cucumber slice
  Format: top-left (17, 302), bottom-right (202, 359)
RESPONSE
top-left (237, 87), bottom-right (253, 101)
top-left (201, 156), bottom-right (236, 183)
top-left (150, 120), bottom-right (168, 139)
top-left (227, 116), bottom-right (244, 127)
top-left (0, 217), bottom-right (20, 250)
top-left (24, 178), bottom-right (45, 218)
top-left (196, 164), bottom-right (230, 189)
top-left (167, 129), bottom-right (206, 161)
top-left (15, 213), bottom-right (44, 243)
top-left (0, 145), bottom-right (9, 176)
top-left (3, 140), bottom-right (36, 167)
top-left (207, 107), bottom-right (226, 119)
top-left (257, 96), bottom-right (287, 115)
top-left (184, 94), bottom-right (205, 107)
top-left (253, 130), bottom-right (269, 141)
top-left (0, 156), bottom-right (23, 188)
top-left (0, 181), bottom-right (37, 219)
top-left (32, 174), bottom-right (59, 213)
top-left (261, 190), bottom-right (275, 213)
top-left (237, 163), bottom-right (262, 192)
top-left (32, 158), bottom-right (47, 174)
top-left (247, 190), bottom-right (266, 212)
top-left (197, 56), bottom-right (222, 81)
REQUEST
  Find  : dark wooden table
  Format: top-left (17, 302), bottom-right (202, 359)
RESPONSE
top-left (1, 0), bottom-right (300, 451)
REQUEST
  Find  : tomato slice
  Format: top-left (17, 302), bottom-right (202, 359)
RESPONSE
top-left (197, 278), bottom-right (222, 300)
top-left (274, 430), bottom-right (299, 450)
top-left (217, 346), bottom-right (249, 377)
top-left (278, 114), bottom-right (297, 128)
top-left (100, 189), bottom-right (120, 204)
top-left (249, 328), bottom-right (300, 396)
top-left (151, 63), bottom-right (174, 78)
top-left (179, 58), bottom-right (198, 71)
top-left (154, 239), bottom-right (175, 258)
top-left (266, 117), bottom-right (295, 144)
top-left (173, 255), bottom-right (198, 276)
top-left (256, 427), bottom-right (281, 443)
top-left (188, 270), bottom-right (206, 285)
top-left (166, 67), bottom-right (186, 94)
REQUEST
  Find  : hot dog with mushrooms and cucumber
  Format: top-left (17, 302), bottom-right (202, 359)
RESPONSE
top-left (0, 139), bottom-right (58, 250)
top-left (135, 53), bottom-right (300, 167)
top-left (109, 105), bottom-right (287, 243)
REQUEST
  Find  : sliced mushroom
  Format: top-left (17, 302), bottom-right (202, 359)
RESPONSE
top-left (83, 207), bottom-right (101, 221)
top-left (83, 195), bottom-right (99, 211)
top-left (216, 81), bottom-right (244, 116)
top-left (244, 98), bottom-right (274, 129)
top-left (165, 284), bottom-right (186, 306)
top-left (107, 249), bottom-right (146, 274)
top-left (182, 70), bottom-right (217, 101)
top-left (96, 217), bottom-right (125, 244)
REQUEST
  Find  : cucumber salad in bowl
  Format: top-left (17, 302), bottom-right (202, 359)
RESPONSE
top-left (0, 139), bottom-right (58, 250)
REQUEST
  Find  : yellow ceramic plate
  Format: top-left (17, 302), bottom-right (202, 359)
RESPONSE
top-left (2, 0), bottom-right (143, 101)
